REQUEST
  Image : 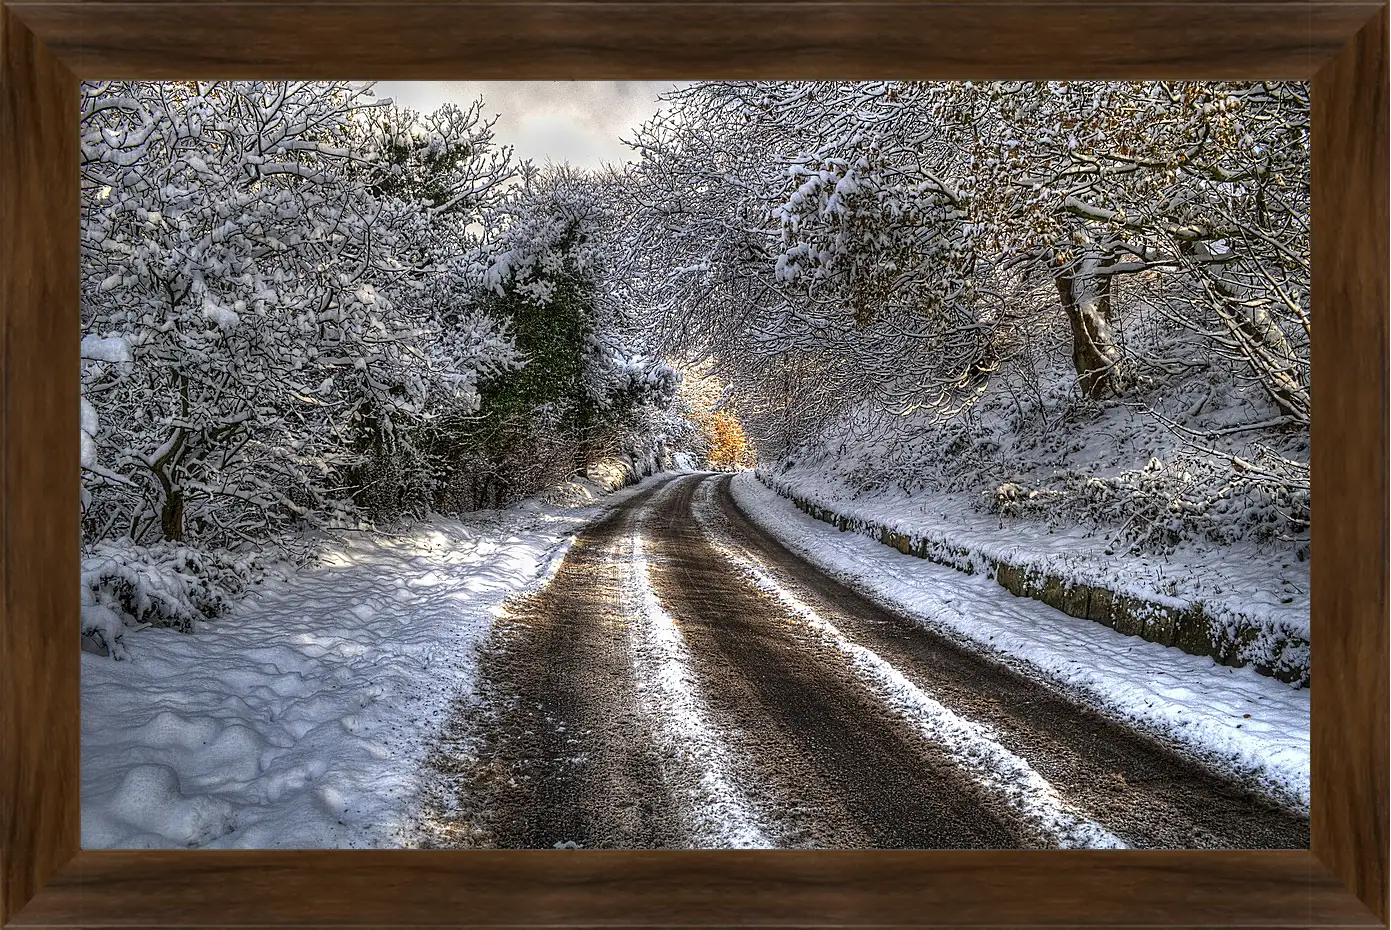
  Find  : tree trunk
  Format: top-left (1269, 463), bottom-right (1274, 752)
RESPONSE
top-left (1186, 244), bottom-right (1310, 423)
top-left (1055, 254), bottom-right (1127, 399)
top-left (160, 488), bottom-right (185, 542)
top-left (1220, 298), bottom-right (1308, 422)
top-left (154, 378), bottom-right (191, 542)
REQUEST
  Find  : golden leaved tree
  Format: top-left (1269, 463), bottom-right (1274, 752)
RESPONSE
top-left (675, 363), bottom-right (755, 470)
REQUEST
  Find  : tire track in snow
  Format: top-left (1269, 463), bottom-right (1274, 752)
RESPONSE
top-left (623, 496), bottom-right (774, 847)
top-left (691, 480), bottom-right (1127, 850)
top-left (418, 477), bottom-right (689, 849)
top-left (641, 474), bottom-right (1025, 849)
top-left (424, 470), bottom-right (1297, 850)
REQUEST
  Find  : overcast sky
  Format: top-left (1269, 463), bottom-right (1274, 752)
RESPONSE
top-left (372, 82), bottom-right (685, 170)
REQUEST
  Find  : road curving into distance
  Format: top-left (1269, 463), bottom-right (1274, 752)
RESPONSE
top-left (419, 473), bottom-right (1310, 850)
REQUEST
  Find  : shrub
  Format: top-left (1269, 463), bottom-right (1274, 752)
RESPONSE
top-left (81, 541), bottom-right (262, 655)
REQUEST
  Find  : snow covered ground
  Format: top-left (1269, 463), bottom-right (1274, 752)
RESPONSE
top-left (761, 460), bottom-right (1310, 649)
top-left (80, 463), bottom-right (1308, 851)
top-left (764, 343), bottom-right (1311, 668)
top-left (731, 472), bottom-right (1311, 814)
top-left (81, 475), bottom-right (665, 849)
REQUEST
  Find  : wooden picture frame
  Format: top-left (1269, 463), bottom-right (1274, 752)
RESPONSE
top-left (2, 1), bottom-right (1385, 925)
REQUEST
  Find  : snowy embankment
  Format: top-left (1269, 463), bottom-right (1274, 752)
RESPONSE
top-left (82, 473), bottom-right (666, 849)
top-left (731, 472), bottom-right (1311, 814)
top-left (756, 466), bottom-right (1310, 686)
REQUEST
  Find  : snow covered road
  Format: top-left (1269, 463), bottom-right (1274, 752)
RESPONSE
top-left (420, 473), bottom-right (1309, 850)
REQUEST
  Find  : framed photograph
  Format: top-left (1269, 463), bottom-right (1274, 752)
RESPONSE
top-left (2, 1), bottom-right (1385, 926)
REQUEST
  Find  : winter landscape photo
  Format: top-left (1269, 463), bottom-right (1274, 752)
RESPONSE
top-left (79, 80), bottom-right (1311, 850)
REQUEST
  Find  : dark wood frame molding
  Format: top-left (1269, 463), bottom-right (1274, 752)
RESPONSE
top-left (2, 1), bottom-right (1386, 926)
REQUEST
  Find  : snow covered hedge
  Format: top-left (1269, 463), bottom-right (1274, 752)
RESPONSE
top-left (989, 453), bottom-right (1311, 557)
top-left (77, 81), bottom-right (706, 660)
top-left (81, 541), bottom-right (262, 658)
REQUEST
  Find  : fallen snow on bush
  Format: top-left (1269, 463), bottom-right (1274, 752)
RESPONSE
top-left (731, 472), bottom-right (1311, 814)
top-left (82, 476), bottom-right (664, 849)
top-left (81, 541), bottom-right (263, 658)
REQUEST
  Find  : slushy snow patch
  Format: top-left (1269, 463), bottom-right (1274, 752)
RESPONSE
top-left (626, 485), bottom-right (773, 848)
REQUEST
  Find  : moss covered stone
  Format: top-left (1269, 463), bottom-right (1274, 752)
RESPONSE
top-left (1174, 606), bottom-right (1218, 658)
top-left (1110, 596), bottom-right (1148, 637)
top-left (1086, 586), bottom-right (1114, 627)
top-left (1061, 583), bottom-right (1090, 620)
top-left (996, 563), bottom-right (1024, 596)
top-left (1143, 608), bottom-right (1177, 647)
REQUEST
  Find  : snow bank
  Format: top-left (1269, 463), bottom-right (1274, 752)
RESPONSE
top-left (757, 467), bottom-right (1310, 686)
top-left (82, 476), bottom-right (667, 849)
top-left (731, 472), bottom-right (1311, 814)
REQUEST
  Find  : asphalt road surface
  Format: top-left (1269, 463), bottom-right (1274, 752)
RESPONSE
top-left (419, 473), bottom-right (1309, 850)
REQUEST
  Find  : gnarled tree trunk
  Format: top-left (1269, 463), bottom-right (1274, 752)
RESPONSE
top-left (1055, 253), bottom-right (1128, 399)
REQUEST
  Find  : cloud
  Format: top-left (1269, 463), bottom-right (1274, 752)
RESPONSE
top-left (371, 81), bottom-right (685, 170)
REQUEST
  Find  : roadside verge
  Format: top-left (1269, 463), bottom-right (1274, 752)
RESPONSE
top-left (754, 470), bottom-right (1310, 688)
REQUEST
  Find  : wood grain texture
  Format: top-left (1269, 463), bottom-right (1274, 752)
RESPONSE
top-left (0, 3), bottom-right (80, 926)
top-left (5, 0), bottom-right (1385, 5)
top-left (1, 1), bottom-right (1378, 80)
top-left (6, 850), bottom-right (1384, 926)
top-left (1310, 5), bottom-right (1391, 925)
